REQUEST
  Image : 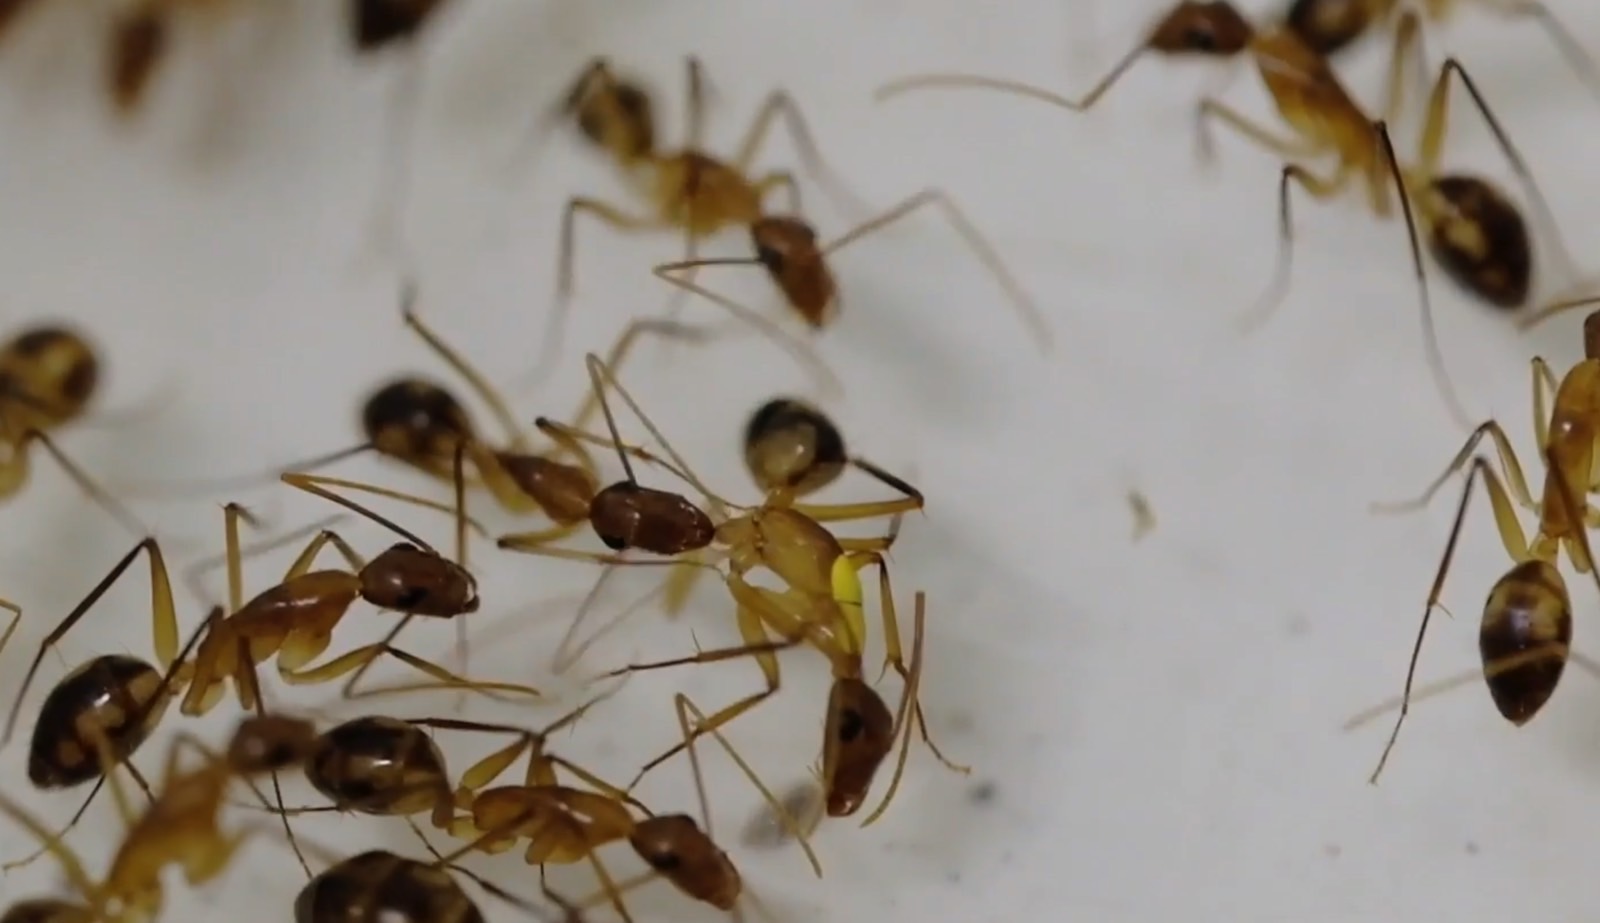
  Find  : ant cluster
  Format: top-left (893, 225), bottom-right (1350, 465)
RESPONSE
top-left (2, 0), bottom-right (1599, 919)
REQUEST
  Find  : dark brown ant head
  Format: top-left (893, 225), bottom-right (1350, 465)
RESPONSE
top-left (821, 677), bottom-right (896, 817)
top-left (1583, 312), bottom-right (1600, 361)
top-left (563, 61), bottom-right (658, 164)
top-left (107, 7), bottom-right (166, 114)
top-left (309, 716), bottom-right (450, 815)
top-left (1422, 175), bottom-right (1532, 310)
top-left (228, 715), bottom-right (318, 774)
top-left (28, 654), bottom-right (168, 789)
top-left (361, 544), bottom-right (480, 616)
top-left (1481, 559), bottom-right (1571, 726)
top-left (628, 814), bottom-right (742, 911)
top-left (1146, 2), bottom-right (1255, 56)
top-left (295, 850), bottom-right (485, 923)
top-left (743, 397), bottom-right (847, 497)
top-left (494, 451), bottom-right (599, 525)
top-left (750, 216), bottom-right (836, 329)
top-left (350, 0), bottom-right (448, 52)
top-left (588, 481), bottom-right (716, 555)
top-left (0, 898), bottom-right (97, 923)
top-left (362, 378), bottom-right (476, 470)
top-left (0, 325), bottom-right (100, 429)
top-left (1282, 0), bottom-right (1372, 56)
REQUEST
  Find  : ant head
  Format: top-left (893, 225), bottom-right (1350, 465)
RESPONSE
top-left (1283, 0), bottom-right (1372, 56)
top-left (2, 898), bottom-right (94, 923)
top-left (229, 715), bottom-right (318, 773)
top-left (362, 377), bottom-right (476, 470)
top-left (1583, 312), bottom-right (1600, 361)
top-left (589, 482), bottom-right (716, 555)
top-left (1146, 2), bottom-right (1255, 56)
top-left (628, 815), bottom-right (741, 911)
top-left (1422, 176), bottom-right (1531, 311)
top-left (743, 397), bottom-right (847, 497)
top-left (362, 544), bottom-right (480, 616)
top-left (750, 217), bottom-right (835, 328)
top-left (576, 80), bottom-right (657, 163)
top-left (350, 0), bottom-right (445, 52)
top-left (0, 325), bottom-right (100, 427)
top-left (821, 677), bottom-right (895, 817)
top-left (494, 451), bottom-right (599, 525)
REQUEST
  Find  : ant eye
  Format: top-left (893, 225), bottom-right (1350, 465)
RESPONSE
top-left (599, 532), bottom-right (629, 552)
top-left (1185, 26), bottom-right (1217, 50)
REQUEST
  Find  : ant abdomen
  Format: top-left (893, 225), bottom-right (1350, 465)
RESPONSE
top-left (743, 397), bottom-right (848, 497)
top-left (360, 545), bottom-right (479, 616)
top-left (494, 452), bottom-right (597, 523)
top-left (294, 850), bottom-right (485, 923)
top-left (822, 678), bottom-right (896, 817)
top-left (1419, 175), bottom-right (1532, 309)
top-left (1481, 559), bottom-right (1571, 725)
top-left (588, 483), bottom-right (716, 554)
top-left (308, 717), bottom-right (451, 816)
top-left (0, 326), bottom-right (99, 427)
top-left (1283, 0), bottom-right (1374, 55)
top-left (750, 217), bottom-right (835, 327)
top-left (107, 8), bottom-right (165, 114)
top-left (361, 378), bottom-right (477, 474)
top-left (0, 899), bottom-right (95, 923)
top-left (227, 715), bottom-right (319, 773)
top-left (28, 654), bottom-right (168, 788)
top-left (629, 814), bottom-right (742, 911)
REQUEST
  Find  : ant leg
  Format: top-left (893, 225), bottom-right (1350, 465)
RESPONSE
top-left (278, 641), bottom-right (544, 702)
top-left (280, 472), bottom-right (490, 545)
top-left (753, 169), bottom-right (802, 213)
top-left (0, 597), bottom-right (18, 659)
top-left (562, 317), bottom-right (719, 436)
top-left (1476, 0), bottom-right (1600, 105)
top-left (1369, 456), bottom-right (1529, 783)
top-left (0, 429), bottom-right (147, 535)
top-left (1, 537), bottom-right (176, 745)
top-left (734, 89), bottom-right (871, 219)
top-left (106, 2), bottom-right (166, 116)
top-left (1193, 97), bottom-right (1324, 166)
top-left (545, 197), bottom-right (670, 378)
top-left (0, 790), bottom-right (107, 911)
top-left (820, 188), bottom-right (1051, 351)
top-left (648, 265), bottom-right (842, 396)
top-left (858, 560), bottom-right (966, 775)
top-left (401, 288), bottom-right (525, 449)
top-left (1371, 419), bottom-right (1538, 515)
top-left (1232, 160), bottom-right (1355, 335)
top-left (362, 41), bottom-right (428, 269)
top-left (874, 39), bottom-right (1149, 113)
top-left (673, 692), bottom-right (823, 876)
top-left (861, 591), bottom-right (958, 827)
top-left (1381, 11), bottom-right (1426, 125)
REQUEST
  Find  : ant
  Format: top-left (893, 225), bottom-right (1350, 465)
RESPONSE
top-left (432, 683), bottom-right (793, 923)
top-left (1279, 0), bottom-right (1600, 99)
top-left (876, 3), bottom-right (1571, 431)
top-left (1353, 310), bottom-right (1600, 782)
top-left (295, 848), bottom-right (562, 923)
top-left (0, 713), bottom-right (338, 923)
top-left (544, 54), bottom-right (874, 375)
top-left (500, 353), bottom-right (966, 821)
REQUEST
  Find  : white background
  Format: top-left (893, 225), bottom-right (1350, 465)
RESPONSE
top-left (2, 1), bottom-right (1600, 921)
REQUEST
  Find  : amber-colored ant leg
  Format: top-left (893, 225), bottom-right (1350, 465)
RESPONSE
top-left (826, 187), bottom-right (1051, 350)
top-left (1231, 161), bottom-right (1354, 334)
top-left (1, 537), bottom-right (177, 745)
top-left (1370, 419), bottom-right (1538, 516)
top-left (0, 790), bottom-right (107, 913)
top-left (279, 472), bottom-right (489, 541)
top-left (401, 288), bottom-right (524, 450)
top-left (0, 428), bottom-right (147, 536)
top-left (859, 559), bottom-right (967, 776)
top-left (562, 318), bottom-right (719, 437)
top-left (648, 265), bottom-right (843, 396)
top-left (734, 89), bottom-right (870, 219)
top-left (277, 641), bottom-right (543, 702)
top-left (873, 32), bottom-right (1151, 114)
top-left (543, 197), bottom-right (672, 374)
top-left (1193, 97), bottom-right (1324, 167)
top-left (0, 597), bottom-right (20, 661)
top-left (1368, 456), bottom-right (1528, 783)
top-left (674, 692), bottom-right (823, 876)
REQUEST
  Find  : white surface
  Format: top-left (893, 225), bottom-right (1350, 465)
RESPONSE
top-left (2, 1), bottom-right (1600, 921)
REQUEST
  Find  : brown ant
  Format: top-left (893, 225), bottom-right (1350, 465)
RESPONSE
top-left (0, 713), bottom-right (340, 923)
top-left (1353, 312), bottom-right (1600, 782)
top-left (544, 54), bottom-right (873, 375)
top-left (295, 848), bottom-right (562, 923)
top-left (1279, 0), bottom-right (1600, 98)
top-left (876, 3), bottom-right (1571, 431)
top-left (501, 354), bottom-right (966, 821)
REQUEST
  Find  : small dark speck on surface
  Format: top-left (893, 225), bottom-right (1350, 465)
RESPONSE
top-left (969, 781), bottom-right (998, 806)
top-left (1285, 612), bottom-right (1311, 638)
top-left (1465, 841), bottom-right (1479, 855)
top-left (1323, 843), bottom-right (1341, 859)
top-left (944, 870), bottom-right (962, 885)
